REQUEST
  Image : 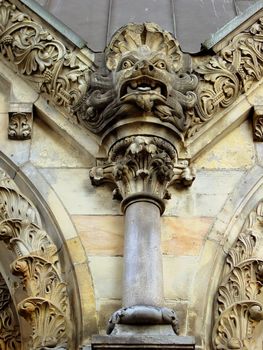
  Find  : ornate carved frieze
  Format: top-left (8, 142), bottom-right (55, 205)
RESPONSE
top-left (212, 201), bottom-right (263, 349)
top-left (0, 274), bottom-right (21, 349)
top-left (0, 168), bottom-right (71, 349)
top-left (90, 136), bottom-right (195, 206)
top-left (191, 16), bottom-right (263, 138)
top-left (0, 0), bottom-right (94, 119)
top-left (76, 23), bottom-right (198, 139)
top-left (0, 1), bottom-right (263, 147)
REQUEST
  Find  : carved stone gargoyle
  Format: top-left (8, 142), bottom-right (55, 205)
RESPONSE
top-left (76, 22), bottom-right (198, 143)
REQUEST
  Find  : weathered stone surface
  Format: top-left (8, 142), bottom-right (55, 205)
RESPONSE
top-left (91, 334), bottom-right (195, 349)
top-left (98, 300), bottom-right (122, 334)
top-left (17, 163), bottom-right (78, 241)
top-left (194, 121), bottom-right (255, 169)
top-left (66, 237), bottom-right (87, 265)
top-left (162, 217), bottom-right (212, 256)
top-left (73, 215), bottom-right (212, 257)
top-left (165, 170), bottom-right (244, 217)
top-left (31, 119), bottom-right (95, 167)
top-left (74, 263), bottom-right (98, 340)
top-left (39, 168), bottom-right (121, 215)
top-left (74, 215), bottom-right (124, 256)
top-left (88, 257), bottom-right (123, 299)
top-left (163, 256), bottom-right (199, 300)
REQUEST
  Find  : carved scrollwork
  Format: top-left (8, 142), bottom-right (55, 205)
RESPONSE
top-left (0, 274), bottom-right (21, 349)
top-left (0, 0), bottom-right (94, 117)
top-left (191, 16), bottom-right (263, 138)
top-left (0, 170), bottom-right (71, 349)
top-left (212, 201), bottom-right (263, 349)
top-left (191, 57), bottom-right (240, 137)
top-left (90, 136), bottom-right (195, 203)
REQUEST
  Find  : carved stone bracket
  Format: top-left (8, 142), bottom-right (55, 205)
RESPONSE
top-left (0, 169), bottom-right (71, 349)
top-left (253, 105), bottom-right (263, 141)
top-left (212, 201), bottom-right (263, 349)
top-left (8, 102), bottom-right (33, 140)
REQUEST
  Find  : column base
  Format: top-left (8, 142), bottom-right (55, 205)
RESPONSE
top-left (107, 305), bottom-right (179, 335)
top-left (91, 334), bottom-right (195, 349)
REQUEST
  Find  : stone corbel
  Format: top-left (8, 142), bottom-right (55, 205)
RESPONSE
top-left (252, 105), bottom-right (263, 141)
top-left (8, 102), bottom-right (33, 140)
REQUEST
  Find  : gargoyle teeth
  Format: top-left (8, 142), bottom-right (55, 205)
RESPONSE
top-left (131, 81), bottom-right (138, 88)
top-left (138, 86), bottom-right (151, 91)
top-left (120, 76), bottom-right (167, 98)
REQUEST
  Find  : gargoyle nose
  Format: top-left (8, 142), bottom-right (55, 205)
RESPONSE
top-left (134, 60), bottom-right (154, 73)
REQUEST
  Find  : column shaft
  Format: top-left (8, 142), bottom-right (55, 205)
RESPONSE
top-left (122, 201), bottom-right (164, 307)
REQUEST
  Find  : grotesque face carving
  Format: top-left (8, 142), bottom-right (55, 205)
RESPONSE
top-left (76, 23), bottom-right (198, 135)
top-left (114, 46), bottom-right (174, 112)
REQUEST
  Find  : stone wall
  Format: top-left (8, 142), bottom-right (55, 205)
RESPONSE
top-left (1, 58), bottom-right (262, 349)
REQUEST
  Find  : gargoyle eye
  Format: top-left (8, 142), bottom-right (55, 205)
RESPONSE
top-left (155, 60), bottom-right (166, 70)
top-left (121, 59), bottom-right (134, 69)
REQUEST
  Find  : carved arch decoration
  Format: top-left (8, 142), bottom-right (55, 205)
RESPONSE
top-left (212, 200), bottom-right (263, 349)
top-left (0, 167), bottom-right (73, 349)
top-left (0, 272), bottom-right (21, 348)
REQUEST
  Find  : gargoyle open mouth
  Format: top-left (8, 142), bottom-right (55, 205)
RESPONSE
top-left (120, 76), bottom-right (167, 100)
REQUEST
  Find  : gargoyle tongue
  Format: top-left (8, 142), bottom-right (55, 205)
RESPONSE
top-left (135, 94), bottom-right (154, 111)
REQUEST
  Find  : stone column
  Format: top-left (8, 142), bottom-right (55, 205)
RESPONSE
top-left (90, 136), bottom-right (194, 336)
top-left (122, 199), bottom-right (163, 308)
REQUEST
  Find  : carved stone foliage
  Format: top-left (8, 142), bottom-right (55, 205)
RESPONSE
top-left (8, 112), bottom-right (32, 140)
top-left (0, 273), bottom-right (21, 349)
top-left (76, 23), bottom-right (198, 137)
top-left (0, 0), bottom-right (94, 118)
top-left (212, 201), bottom-right (263, 350)
top-left (192, 16), bottom-right (263, 138)
top-left (90, 136), bottom-right (195, 204)
top-left (0, 168), bottom-right (71, 349)
top-left (253, 106), bottom-right (263, 141)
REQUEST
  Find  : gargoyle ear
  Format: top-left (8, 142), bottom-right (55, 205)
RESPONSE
top-left (106, 53), bottom-right (119, 71)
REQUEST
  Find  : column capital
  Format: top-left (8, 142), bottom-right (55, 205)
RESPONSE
top-left (90, 135), bottom-right (195, 210)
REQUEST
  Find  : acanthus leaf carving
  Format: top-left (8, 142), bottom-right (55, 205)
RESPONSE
top-left (0, 170), bottom-right (71, 349)
top-left (8, 112), bottom-right (32, 140)
top-left (18, 298), bottom-right (67, 349)
top-left (0, 0), bottom-right (94, 119)
top-left (0, 274), bottom-right (21, 349)
top-left (212, 201), bottom-right (263, 350)
top-left (191, 16), bottom-right (263, 138)
top-left (90, 136), bottom-right (195, 203)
